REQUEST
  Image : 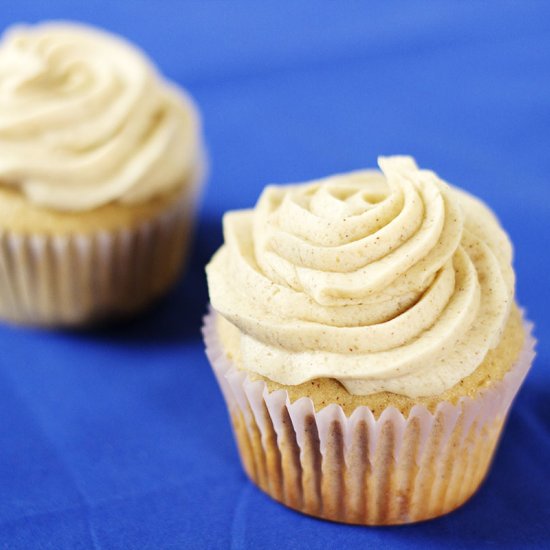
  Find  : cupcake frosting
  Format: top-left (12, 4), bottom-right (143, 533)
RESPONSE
top-left (0, 22), bottom-right (201, 211)
top-left (207, 156), bottom-right (515, 397)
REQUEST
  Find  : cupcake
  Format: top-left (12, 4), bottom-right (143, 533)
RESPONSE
top-left (0, 22), bottom-right (205, 326)
top-left (204, 156), bottom-right (535, 525)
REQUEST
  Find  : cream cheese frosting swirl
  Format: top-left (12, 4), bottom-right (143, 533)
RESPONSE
top-left (0, 22), bottom-right (202, 211)
top-left (207, 156), bottom-right (515, 398)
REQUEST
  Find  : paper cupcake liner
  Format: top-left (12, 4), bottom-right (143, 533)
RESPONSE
top-left (0, 189), bottom-right (198, 327)
top-left (203, 309), bottom-right (536, 525)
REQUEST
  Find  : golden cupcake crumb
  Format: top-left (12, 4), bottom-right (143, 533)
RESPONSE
top-left (216, 304), bottom-right (525, 417)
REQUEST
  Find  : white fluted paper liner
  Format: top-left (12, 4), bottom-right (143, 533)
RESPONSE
top-left (0, 182), bottom-right (201, 327)
top-left (203, 308), bottom-right (536, 525)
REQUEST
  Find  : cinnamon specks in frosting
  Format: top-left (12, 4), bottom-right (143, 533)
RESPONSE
top-left (206, 156), bottom-right (515, 398)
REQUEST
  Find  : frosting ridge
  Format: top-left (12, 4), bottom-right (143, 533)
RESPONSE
top-left (206, 156), bottom-right (515, 398)
top-left (0, 22), bottom-right (202, 211)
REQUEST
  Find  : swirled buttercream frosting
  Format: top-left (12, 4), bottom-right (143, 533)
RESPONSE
top-left (207, 156), bottom-right (515, 398)
top-left (0, 22), bottom-right (201, 211)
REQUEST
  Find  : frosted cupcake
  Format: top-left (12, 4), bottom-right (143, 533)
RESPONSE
top-left (0, 22), bottom-right (205, 326)
top-left (204, 156), bottom-right (535, 525)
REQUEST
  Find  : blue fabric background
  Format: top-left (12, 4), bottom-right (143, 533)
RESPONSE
top-left (0, 2), bottom-right (549, 548)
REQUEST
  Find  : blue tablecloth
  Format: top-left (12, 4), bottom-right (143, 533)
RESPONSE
top-left (0, 2), bottom-right (549, 548)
